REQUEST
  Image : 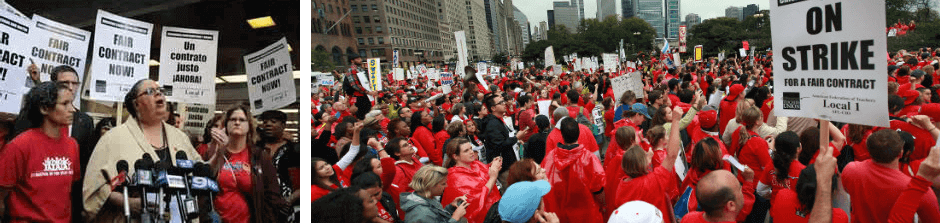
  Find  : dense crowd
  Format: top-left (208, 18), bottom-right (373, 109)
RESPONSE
top-left (312, 47), bottom-right (940, 223)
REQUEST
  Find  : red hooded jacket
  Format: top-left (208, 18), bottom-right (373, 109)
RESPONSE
top-left (541, 144), bottom-right (606, 223)
top-left (442, 161), bottom-right (501, 223)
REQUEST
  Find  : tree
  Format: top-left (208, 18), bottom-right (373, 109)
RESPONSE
top-left (312, 48), bottom-right (335, 72)
top-left (687, 17), bottom-right (742, 56)
top-left (492, 52), bottom-right (509, 65)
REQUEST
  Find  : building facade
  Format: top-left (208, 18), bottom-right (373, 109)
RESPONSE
top-left (743, 4), bottom-right (759, 19)
top-left (665, 0), bottom-right (679, 39)
top-left (597, 0), bottom-right (617, 20)
top-left (440, 0), bottom-right (468, 62)
top-left (685, 13), bottom-right (701, 29)
top-left (512, 6), bottom-right (531, 48)
top-left (348, 0), bottom-right (445, 67)
top-left (635, 0), bottom-right (664, 38)
top-left (313, 0), bottom-right (357, 67)
top-left (725, 6), bottom-right (742, 21)
top-left (466, 0), bottom-right (493, 61)
top-left (553, 1), bottom-right (579, 33)
top-left (621, 0), bottom-right (634, 18)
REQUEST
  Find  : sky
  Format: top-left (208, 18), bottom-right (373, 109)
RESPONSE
top-left (513, 0), bottom-right (769, 32)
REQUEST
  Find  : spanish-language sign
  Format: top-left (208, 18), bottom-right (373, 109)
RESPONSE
top-left (611, 72), bottom-right (646, 101)
top-left (181, 103), bottom-right (215, 136)
top-left (89, 10), bottom-right (153, 102)
top-left (694, 45), bottom-right (703, 62)
top-left (30, 15), bottom-right (91, 109)
top-left (771, 0), bottom-right (888, 127)
top-left (544, 46), bottom-right (555, 68)
top-left (441, 72), bottom-right (454, 85)
top-left (367, 58), bottom-right (382, 91)
top-left (0, 8), bottom-right (31, 113)
top-left (158, 26), bottom-right (218, 105)
top-left (243, 38), bottom-right (296, 114)
top-left (602, 53), bottom-right (619, 73)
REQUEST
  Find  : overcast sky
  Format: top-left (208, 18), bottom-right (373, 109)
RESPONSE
top-left (513, 0), bottom-right (769, 32)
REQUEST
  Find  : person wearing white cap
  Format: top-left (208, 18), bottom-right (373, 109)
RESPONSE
top-left (607, 201), bottom-right (663, 223)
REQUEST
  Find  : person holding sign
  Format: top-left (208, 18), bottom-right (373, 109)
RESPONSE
top-left (0, 82), bottom-right (79, 223)
top-left (82, 79), bottom-right (202, 222)
top-left (344, 54), bottom-right (377, 119)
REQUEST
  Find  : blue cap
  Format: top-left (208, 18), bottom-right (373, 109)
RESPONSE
top-left (630, 103), bottom-right (651, 119)
top-left (498, 180), bottom-right (552, 223)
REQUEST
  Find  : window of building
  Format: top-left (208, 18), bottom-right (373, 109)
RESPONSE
top-left (376, 26), bottom-right (383, 33)
top-left (351, 5), bottom-right (358, 11)
top-left (363, 17), bottom-right (370, 23)
top-left (355, 27), bottom-right (362, 34)
top-left (328, 4), bottom-right (333, 13)
top-left (366, 26), bottom-right (372, 34)
top-left (358, 38), bottom-right (364, 45)
top-left (374, 16), bottom-right (380, 23)
top-left (378, 37), bottom-right (385, 44)
top-left (372, 4), bottom-right (378, 11)
top-left (368, 38), bottom-right (375, 44)
top-left (359, 49), bottom-right (368, 57)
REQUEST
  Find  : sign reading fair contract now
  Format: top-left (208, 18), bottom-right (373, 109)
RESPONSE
top-left (244, 38), bottom-right (296, 114)
top-left (770, 0), bottom-right (888, 127)
top-left (0, 7), bottom-right (31, 114)
top-left (89, 10), bottom-right (153, 102)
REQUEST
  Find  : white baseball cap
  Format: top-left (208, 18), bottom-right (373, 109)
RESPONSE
top-left (608, 201), bottom-right (663, 223)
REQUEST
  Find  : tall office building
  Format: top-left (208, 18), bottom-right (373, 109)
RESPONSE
top-left (665, 0), bottom-right (679, 38)
top-left (513, 6), bottom-right (531, 47)
top-left (685, 13), bottom-right (701, 29)
top-left (553, 1), bottom-right (580, 33)
top-left (622, 0), bottom-right (634, 18)
top-left (743, 4), bottom-right (759, 18)
top-left (574, 0), bottom-right (584, 20)
top-left (539, 21), bottom-right (548, 40)
top-left (313, 0), bottom-right (357, 66)
top-left (440, 0), bottom-right (468, 62)
top-left (466, 0), bottom-right (493, 61)
top-left (349, 0), bottom-right (444, 66)
top-left (547, 10), bottom-right (555, 28)
top-left (725, 6), bottom-right (743, 21)
top-left (597, 0), bottom-right (617, 20)
top-left (635, 0), bottom-right (664, 38)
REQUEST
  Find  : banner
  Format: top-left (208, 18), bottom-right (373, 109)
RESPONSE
top-left (602, 53), bottom-right (618, 73)
top-left (679, 26), bottom-right (687, 53)
top-left (243, 38), bottom-right (296, 114)
top-left (771, 0), bottom-right (888, 126)
top-left (158, 26), bottom-right (218, 105)
top-left (316, 72), bottom-right (334, 86)
top-left (30, 15), bottom-right (91, 109)
top-left (181, 103), bottom-right (215, 136)
top-left (454, 31), bottom-right (468, 76)
top-left (694, 45), bottom-right (703, 62)
top-left (89, 10), bottom-right (153, 102)
top-left (392, 50), bottom-right (399, 68)
top-left (544, 46), bottom-right (555, 68)
top-left (742, 41), bottom-right (749, 50)
top-left (0, 7), bottom-right (31, 113)
top-left (611, 72), bottom-right (646, 101)
top-left (441, 72), bottom-right (454, 85)
top-left (367, 58), bottom-right (382, 91)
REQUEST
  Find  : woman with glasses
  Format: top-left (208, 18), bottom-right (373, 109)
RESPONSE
top-left (206, 104), bottom-right (290, 223)
top-left (82, 79), bottom-right (203, 222)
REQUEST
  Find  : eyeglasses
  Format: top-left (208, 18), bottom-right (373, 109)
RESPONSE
top-left (495, 100), bottom-right (506, 105)
top-left (137, 87), bottom-right (165, 97)
top-left (228, 117), bottom-right (249, 123)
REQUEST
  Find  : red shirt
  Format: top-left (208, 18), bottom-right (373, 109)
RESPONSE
top-left (770, 189), bottom-right (848, 223)
top-left (760, 160), bottom-right (805, 200)
top-left (545, 124), bottom-right (599, 154)
top-left (890, 120), bottom-right (935, 161)
top-left (842, 160), bottom-right (940, 223)
top-left (603, 140), bottom-right (625, 219)
top-left (613, 166), bottom-right (678, 223)
top-left (215, 148), bottom-right (253, 223)
top-left (718, 98), bottom-right (738, 136)
top-left (680, 212), bottom-right (735, 223)
top-left (0, 128), bottom-right (79, 223)
top-left (432, 130), bottom-right (450, 166)
top-left (730, 127), bottom-right (773, 181)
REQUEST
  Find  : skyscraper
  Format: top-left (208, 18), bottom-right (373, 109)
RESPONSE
top-left (597, 0), bottom-right (617, 20)
top-left (547, 10), bottom-right (555, 28)
top-left (553, 1), bottom-right (579, 33)
top-left (622, 0), bottom-right (634, 18)
top-left (513, 6), bottom-right (531, 47)
top-left (574, 0), bottom-right (584, 21)
top-left (725, 6), bottom-right (743, 21)
top-left (665, 0), bottom-right (680, 38)
top-left (743, 4), bottom-right (759, 18)
top-left (349, 0), bottom-right (444, 66)
top-left (685, 13), bottom-right (701, 29)
top-left (539, 21), bottom-right (548, 40)
top-left (635, 0), bottom-right (664, 38)
top-left (466, 0), bottom-right (493, 61)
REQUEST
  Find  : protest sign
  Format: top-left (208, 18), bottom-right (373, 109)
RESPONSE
top-left (602, 53), bottom-right (618, 73)
top-left (392, 50), bottom-right (399, 68)
top-left (455, 31), bottom-right (468, 75)
top-left (428, 68), bottom-right (439, 80)
top-left (552, 65), bottom-right (562, 76)
top-left (316, 73), bottom-right (334, 86)
top-left (0, 7), bottom-right (31, 113)
top-left (441, 72), bottom-right (454, 85)
top-left (158, 26), bottom-right (218, 105)
top-left (30, 15), bottom-right (91, 108)
top-left (537, 99), bottom-right (551, 117)
top-left (694, 45), bottom-right (703, 62)
top-left (181, 103), bottom-right (215, 136)
top-left (679, 26), bottom-right (687, 53)
top-left (611, 72), bottom-right (646, 102)
top-left (771, 0), bottom-right (888, 127)
top-left (367, 58), bottom-right (382, 91)
top-left (718, 52), bottom-right (725, 61)
top-left (393, 68), bottom-right (404, 80)
top-left (544, 46), bottom-right (555, 68)
top-left (89, 10), bottom-right (153, 102)
top-left (243, 38), bottom-right (296, 114)
top-left (739, 48), bottom-right (746, 57)
top-left (742, 41), bottom-right (749, 50)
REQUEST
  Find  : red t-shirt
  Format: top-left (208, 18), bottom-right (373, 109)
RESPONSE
top-left (770, 189), bottom-right (849, 223)
top-left (730, 127), bottom-right (773, 180)
top-left (760, 160), bottom-right (805, 201)
top-left (680, 212), bottom-right (735, 223)
top-left (613, 166), bottom-right (678, 223)
top-left (0, 128), bottom-right (79, 223)
top-left (842, 160), bottom-right (940, 223)
top-left (215, 149), bottom-right (253, 223)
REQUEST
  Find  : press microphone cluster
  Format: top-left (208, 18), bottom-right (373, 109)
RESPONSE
top-left (114, 152), bottom-right (219, 223)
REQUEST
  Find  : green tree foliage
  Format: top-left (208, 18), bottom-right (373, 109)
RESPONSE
top-left (885, 0), bottom-right (940, 51)
top-left (521, 17), bottom-right (656, 66)
top-left (312, 48), bottom-right (335, 72)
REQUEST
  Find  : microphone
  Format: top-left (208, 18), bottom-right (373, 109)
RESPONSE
top-left (116, 160), bottom-right (131, 222)
top-left (175, 151), bottom-right (199, 219)
top-left (134, 154), bottom-right (154, 223)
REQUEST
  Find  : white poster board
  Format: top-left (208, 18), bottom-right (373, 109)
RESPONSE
top-left (455, 31), bottom-right (468, 76)
top-left (441, 72), bottom-right (454, 85)
top-left (552, 65), bottom-right (563, 76)
top-left (0, 7), bottom-right (31, 114)
top-left (158, 26), bottom-right (218, 105)
top-left (30, 15), bottom-right (92, 109)
top-left (771, 0), bottom-right (888, 127)
top-left (611, 72), bottom-right (646, 102)
top-left (739, 48), bottom-right (746, 57)
top-left (243, 38), bottom-right (296, 114)
top-left (181, 103), bottom-right (215, 136)
top-left (544, 46), bottom-right (555, 68)
top-left (602, 53), bottom-right (619, 73)
top-left (537, 99), bottom-right (551, 117)
top-left (393, 68), bottom-right (405, 80)
top-left (315, 73), bottom-right (334, 86)
top-left (89, 10), bottom-right (153, 102)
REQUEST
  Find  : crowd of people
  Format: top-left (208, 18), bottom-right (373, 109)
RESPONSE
top-left (0, 65), bottom-right (301, 222)
top-left (312, 47), bottom-right (940, 223)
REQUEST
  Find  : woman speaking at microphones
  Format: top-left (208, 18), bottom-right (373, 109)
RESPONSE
top-left (0, 82), bottom-right (79, 222)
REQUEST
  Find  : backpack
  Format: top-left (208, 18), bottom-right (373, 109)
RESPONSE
top-left (576, 107), bottom-right (601, 136)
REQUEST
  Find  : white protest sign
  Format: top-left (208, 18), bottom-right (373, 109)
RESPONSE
top-left (393, 68), bottom-right (405, 80)
top-left (89, 10), bottom-right (153, 102)
top-left (455, 31), bottom-right (468, 75)
top-left (739, 48), bottom-right (746, 57)
top-left (476, 62), bottom-right (486, 74)
top-left (544, 46), bottom-right (555, 68)
top-left (158, 26), bottom-right (218, 105)
top-left (611, 72), bottom-right (646, 102)
top-left (30, 15), bottom-right (91, 109)
top-left (475, 73), bottom-right (488, 87)
top-left (718, 52), bottom-right (725, 61)
top-left (602, 53), bottom-right (619, 73)
top-left (0, 7), bottom-right (31, 114)
top-left (552, 65), bottom-right (563, 76)
top-left (771, 0), bottom-right (888, 127)
top-left (428, 68), bottom-right (439, 80)
top-left (673, 53), bottom-right (681, 65)
top-left (316, 73), bottom-right (334, 86)
top-left (573, 57), bottom-right (581, 71)
top-left (181, 103), bottom-right (215, 136)
top-left (243, 38), bottom-right (296, 114)
top-left (537, 99), bottom-right (551, 117)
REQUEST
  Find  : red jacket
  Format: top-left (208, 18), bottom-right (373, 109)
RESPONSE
top-left (541, 144), bottom-right (606, 223)
top-left (890, 120), bottom-right (935, 161)
top-left (545, 124), bottom-right (599, 154)
top-left (442, 161), bottom-right (501, 223)
top-left (432, 130), bottom-right (450, 166)
top-left (411, 126), bottom-right (435, 160)
top-left (718, 99), bottom-right (738, 136)
top-left (614, 166), bottom-right (678, 223)
top-left (603, 140), bottom-right (625, 219)
top-left (730, 127), bottom-right (774, 182)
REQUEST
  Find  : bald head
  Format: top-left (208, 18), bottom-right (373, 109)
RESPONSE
top-left (695, 170), bottom-right (743, 219)
top-left (552, 107), bottom-right (569, 122)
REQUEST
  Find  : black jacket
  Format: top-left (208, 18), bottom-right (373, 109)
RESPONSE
top-left (380, 192), bottom-right (404, 223)
top-left (481, 114), bottom-right (516, 173)
top-left (524, 130), bottom-right (550, 164)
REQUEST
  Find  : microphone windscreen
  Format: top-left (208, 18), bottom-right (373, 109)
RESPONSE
top-left (116, 160), bottom-right (129, 173)
top-left (175, 150), bottom-right (188, 161)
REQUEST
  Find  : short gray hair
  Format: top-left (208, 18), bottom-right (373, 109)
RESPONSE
top-left (552, 107), bottom-right (569, 122)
